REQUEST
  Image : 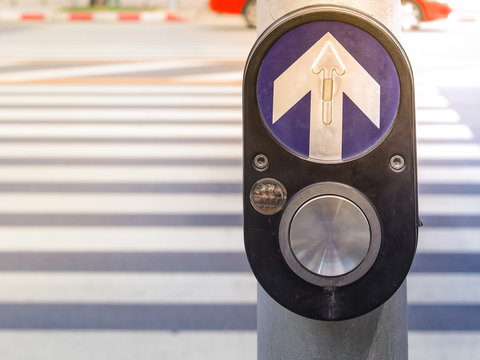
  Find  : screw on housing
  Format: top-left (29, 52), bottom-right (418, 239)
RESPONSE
top-left (390, 155), bottom-right (406, 172)
top-left (253, 154), bottom-right (269, 171)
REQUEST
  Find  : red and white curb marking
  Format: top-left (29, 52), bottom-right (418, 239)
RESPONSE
top-left (0, 10), bottom-right (183, 22)
top-left (450, 11), bottom-right (480, 23)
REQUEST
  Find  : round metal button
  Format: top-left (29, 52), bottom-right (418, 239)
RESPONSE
top-left (289, 195), bottom-right (371, 277)
top-left (279, 182), bottom-right (381, 287)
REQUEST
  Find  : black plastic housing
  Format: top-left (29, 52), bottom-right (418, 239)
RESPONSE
top-left (243, 5), bottom-right (419, 321)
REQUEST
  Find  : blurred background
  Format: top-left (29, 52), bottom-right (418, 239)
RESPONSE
top-left (0, 0), bottom-right (478, 359)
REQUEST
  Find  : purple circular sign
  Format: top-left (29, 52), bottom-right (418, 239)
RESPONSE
top-left (257, 21), bottom-right (400, 162)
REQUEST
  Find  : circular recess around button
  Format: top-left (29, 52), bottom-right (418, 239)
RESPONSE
top-left (279, 182), bottom-right (381, 287)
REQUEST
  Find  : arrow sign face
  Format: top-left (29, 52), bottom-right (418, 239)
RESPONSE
top-left (257, 21), bottom-right (400, 162)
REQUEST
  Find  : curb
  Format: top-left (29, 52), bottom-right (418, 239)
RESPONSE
top-left (450, 10), bottom-right (480, 23)
top-left (456, 15), bottom-right (479, 22)
top-left (0, 10), bottom-right (184, 22)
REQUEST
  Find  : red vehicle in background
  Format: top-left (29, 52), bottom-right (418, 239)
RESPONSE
top-left (209, 0), bottom-right (452, 30)
top-left (209, 0), bottom-right (257, 27)
top-left (402, 0), bottom-right (452, 30)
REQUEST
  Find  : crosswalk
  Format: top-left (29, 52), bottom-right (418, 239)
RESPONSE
top-left (0, 23), bottom-right (257, 61)
top-left (0, 65), bottom-right (478, 359)
top-left (0, 78), bottom-right (255, 359)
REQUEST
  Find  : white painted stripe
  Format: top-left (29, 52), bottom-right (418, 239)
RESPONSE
top-left (0, 331), bottom-right (256, 360)
top-left (0, 85), bottom-right (242, 95)
top-left (185, 71), bottom-right (243, 81)
top-left (92, 12), bottom-right (117, 21)
top-left (418, 166), bottom-right (480, 184)
top-left (140, 11), bottom-right (167, 21)
top-left (0, 95), bottom-right (241, 106)
top-left (54, 12), bottom-right (68, 21)
top-left (419, 194), bottom-right (480, 215)
top-left (0, 273), bottom-right (256, 303)
top-left (415, 94), bottom-right (449, 108)
top-left (0, 124), bottom-right (241, 138)
top-left (415, 84), bottom-right (440, 96)
top-left (418, 144), bottom-right (480, 160)
top-left (0, 227), bottom-right (244, 252)
top-left (416, 66), bottom-right (480, 88)
top-left (409, 332), bottom-right (480, 360)
top-left (0, 11), bottom-right (21, 21)
top-left (0, 61), bottom-right (206, 82)
top-left (0, 166), bottom-right (242, 183)
top-left (0, 10), bottom-right (49, 21)
top-left (417, 124), bottom-right (474, 140)
top-left (408, 274), bottom-right (480, 304)
top-left (416, 109), bottom-right (460, 123)
top-left (0, 193), bottom-right (242, 214)
top-left (0, 108), bottom-right (241, 121)
top-left (418, 228), bottom-right (480, 253)
top-left (0, 143), bottom-right (241, 158)
top-left (412, 57), bottom-right (480, 68)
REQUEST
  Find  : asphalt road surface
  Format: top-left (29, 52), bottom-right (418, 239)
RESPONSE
top-left (0, 17), bottom-right (478, 359)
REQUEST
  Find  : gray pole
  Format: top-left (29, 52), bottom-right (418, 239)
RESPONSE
top-left (257, 0), bottom-right (401, 35)
top-left (255, 1), bottom-right (408, 359)
top-left (167, 0), bottom-right (178, 11)
top-left (258, 283), bottom-right (408, 359)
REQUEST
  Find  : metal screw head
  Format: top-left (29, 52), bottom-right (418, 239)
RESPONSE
top-left (253, 154), bottom-right (269, 171)
top-left (390, 155), bottom-right (406, 172)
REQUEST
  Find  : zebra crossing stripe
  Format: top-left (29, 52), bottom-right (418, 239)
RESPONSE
top-left (0, 84), bottom-right (242, 94)
top-left (0, 143), bottom-right (242, 159)
top-left (0, 331), bottom-right (257, 360)
top-left (418, 143), bottom-right (480, 160)
top-left (418, 228), bottom-right (480, 253)
top-left (0, 166), bottom-right (242, 182)
top-left (419, 166), bottom-right (480, 184)
top-left (0, 273), bottom-right (257, 304)
top-left (0, 108), bottom-right (241, 121)
top-left (420, 195), bottom-right (480, 215)
top-left (416, 124), bottom-right (473, 140)
top-left (0, 124), bottom-right (241, 138)
top-left (0, 227), bottom-right (244, 252)
top-left (0, 194), bottom-right (242, 213)
top-left (0, 61), bottom-right (203, 82)
top-left (0, 95), bottom-right (242, 106)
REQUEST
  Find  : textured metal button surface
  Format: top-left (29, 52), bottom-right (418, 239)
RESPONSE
top-left (289, 195), bottom-right (371, 277)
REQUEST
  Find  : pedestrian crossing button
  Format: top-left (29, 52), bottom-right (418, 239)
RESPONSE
top-left (289, 195), bottom-right (370, 277)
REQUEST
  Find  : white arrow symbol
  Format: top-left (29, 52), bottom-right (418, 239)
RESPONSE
top-left (273, 32), bottom-right (381, 161)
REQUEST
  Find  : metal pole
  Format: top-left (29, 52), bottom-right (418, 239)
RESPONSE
top-left (257, 0), bottom-right (401, 35)
top-left (167, 0), bottom-right (178, 11)
top-left (258, 283), bottom-right (408, 359)
top-left (255, 1), bottom-right (408, 359)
